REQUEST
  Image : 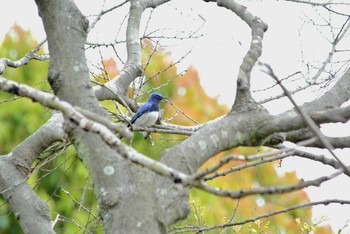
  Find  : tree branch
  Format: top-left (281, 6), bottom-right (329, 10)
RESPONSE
top-left (0, 112), bottom-right (64, 234)
top-left (284, 128), bottom-right (350, 149)
top-left (0, 76), bottom-right (132, 139)
top-left (93, 0), bottom-right (171, 102)
top-left (178, 199), bottom-right (350, 232)
top-left (199, 169), bottom-right (343, 199)
top-left (205, 0), bottom-right (268, 109)
top-left (0, 39), bottom-right (48, 75)
top-left (260, 63), bottom-right (350, 174)
top-left (4, 74), bottom-right (327, 220)
top-left (35, 1), bottom-right (171, 232)
top-left (259, 68), bottom-right (350, 137)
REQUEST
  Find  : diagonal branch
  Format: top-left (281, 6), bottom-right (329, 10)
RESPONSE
top-left (260, 63), bottom-right (350, 174)
top-left (0, 76), bottom-right (133, 139)
top-left (10, 112), bottom-right (65, 175)
top-left (260, 68), bottom-right (350, 137)
top-left (0, 112), bottom-right (64, 234)
top-left (204, 0), bottom-right (268, 108)
top-left (94, 0), bottom-right (171, 102)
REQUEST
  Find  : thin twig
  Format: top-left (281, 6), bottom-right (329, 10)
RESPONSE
top-left (176, 199), bottom-right (350, 233)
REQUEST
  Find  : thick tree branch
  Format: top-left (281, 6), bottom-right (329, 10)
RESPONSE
top-left (260, 63), bottom-right (350, 174)
top-left (0, 112), bottom-right (64, 234)
top-left (0, 160), bottom-right (55, 234)
top-left (35, 1), bottom-right (170, 233)
top-left (94, 0), bottom-right (171, 102)
top-left (204, 0), bottom-right (268, 109)
top-left (11, 112), bottom-right (65, 175)
top-left (284, 128), bottom-right (350, 149)
top-left (154, 1), bottom-right (270, 225)
top-left (311, 105), bottom-right (350, 124)
top-left (260, 68), bottom-right (350, 135)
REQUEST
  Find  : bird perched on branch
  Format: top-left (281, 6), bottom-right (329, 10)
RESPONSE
top-left (130, 92), bottom-right (164, 128)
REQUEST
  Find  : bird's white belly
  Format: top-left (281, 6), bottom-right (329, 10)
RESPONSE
top-left (133, 111), bottom-right (159, 127)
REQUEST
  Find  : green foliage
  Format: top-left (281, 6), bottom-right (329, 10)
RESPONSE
top-left (296, 217), bottom-right (316, 233)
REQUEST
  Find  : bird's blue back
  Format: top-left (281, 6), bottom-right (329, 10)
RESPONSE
top-left (130, 93), bottom-right (163, 125)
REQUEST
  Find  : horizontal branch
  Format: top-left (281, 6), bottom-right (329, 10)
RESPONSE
top-left (203, 153), bottom-right (290, 181)
top-left (311, 105), bottom-right (350, 125)
top-left (285, 128), bottom-right (350, 149)
top-left (129, 121), bottom-right (200, 135)
top-left (199, 169), bottom-right (343, 199)
top-left (0, 40), bottom-right (48, 75)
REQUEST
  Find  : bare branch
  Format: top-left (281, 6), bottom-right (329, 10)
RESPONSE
top-left (284, 0), bottom-right (350, 16)
top-left (288, 132), bottom-right (350, 149)
top-left (0, 159), bottom-right (55, 234)
top-left (260, 63), bottom-right (350, 174)
top-left (311, 105), bottom-right (350, 124)
top-left (0, 40), bottom-right (48, 75)
top-left (205, 0), bottom-right (268, 108)
top-left (199, 169), bottom-right (342, 199)
top-left (93, 0), bottom-right (171, 101)
top-left (0, 76), bottom-right (133, 139)
top-left (87, 0), bottom-right (130, 32)
top-left (0, 112), bottom-right (64, 234)
top-left (276, 146), bottom-right (348, 174)
top-left (199, 138), bottom-right (317, 181)
top-left (130, 124), bottom-right (195, 135)
top-left (176, 199), bottom-right (350, 233)
top-left (258, 12), bottom-right (350, 105)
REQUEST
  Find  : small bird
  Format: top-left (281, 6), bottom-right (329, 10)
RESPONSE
top-left (130, 92), bottom-right (164, 127)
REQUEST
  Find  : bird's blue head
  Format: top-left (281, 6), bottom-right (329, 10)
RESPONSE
top-left (148, 92), bottom-right (164, 103)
